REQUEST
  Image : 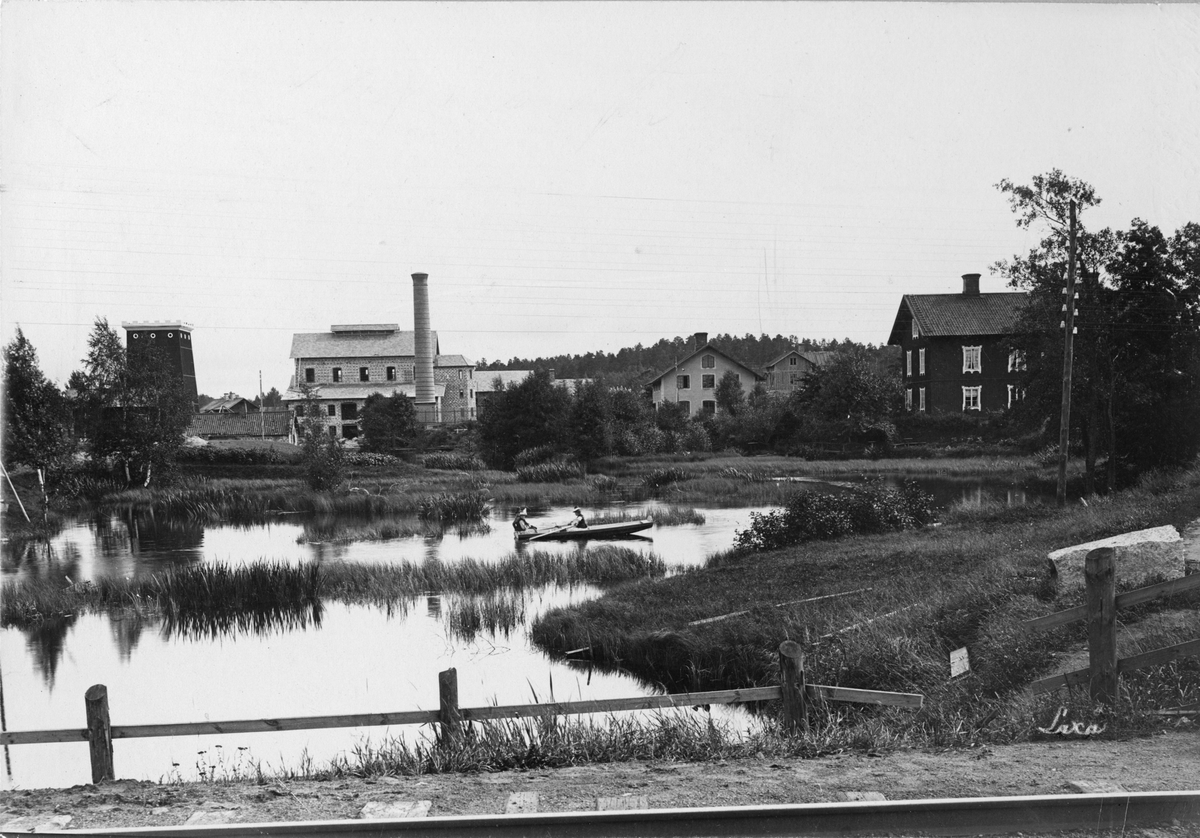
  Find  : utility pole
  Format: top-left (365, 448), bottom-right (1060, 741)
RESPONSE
top-left (259, 370), bottom-right (265, 440)
top-left (1057, 200), bottom-right (1079, 507)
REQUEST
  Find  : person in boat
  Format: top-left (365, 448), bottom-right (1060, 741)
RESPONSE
top-left (513, 507), bottom-right (537, 534)
top-left (569, 506), bottom-right (588, 529)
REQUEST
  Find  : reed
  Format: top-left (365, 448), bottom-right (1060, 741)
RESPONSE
top-left (589, 507), bottom-right (705, 526)
top-left (422, 453), bottom-right (486, 471)
top-left (516, 459), bottom-right (585, 483)
top-left (416, 491), bottom-right (490, 523)
top-left (445, 592), bottom-right (527, 642)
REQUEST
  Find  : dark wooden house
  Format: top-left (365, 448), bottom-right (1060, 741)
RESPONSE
top-left (887, 274), bottom-right (1027, 414)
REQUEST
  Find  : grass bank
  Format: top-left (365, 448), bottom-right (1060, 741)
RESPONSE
top-left (531, 466), bottom-right (1200, 747)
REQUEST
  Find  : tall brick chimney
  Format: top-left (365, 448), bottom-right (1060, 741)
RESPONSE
top-left (962, 273), bottom-right (981, 297)
top-left (412, 273), bottom-right (437, 421)
top-left (694, 332), bottom-right (708, 349)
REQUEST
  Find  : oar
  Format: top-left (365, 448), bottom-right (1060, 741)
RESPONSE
top-left (527, 521), bottom-right (573, 542)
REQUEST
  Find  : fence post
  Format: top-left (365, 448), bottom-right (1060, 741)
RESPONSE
top-left (438, 668), bottom-right (462, 746)
top-left (779, 641), bottom-right (808, 734)
top-left (1085, 547), bottom-right (1118, 703)
top-left (84, 684), bottom-right (114, 783)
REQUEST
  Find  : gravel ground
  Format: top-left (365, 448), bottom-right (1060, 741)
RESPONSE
top-left (2, 729), bottom-right (1198, 835)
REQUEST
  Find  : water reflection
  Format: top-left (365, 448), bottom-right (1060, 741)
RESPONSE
top-left (161, 601), bottom-right (324, 642)
top-left (21, 615), bottom-right (77, 688)
top-left (446, 592), bottom-right (526, 643)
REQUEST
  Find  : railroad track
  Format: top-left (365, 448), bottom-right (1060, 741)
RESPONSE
top-left (35, 790), bottom-right (1200, 837)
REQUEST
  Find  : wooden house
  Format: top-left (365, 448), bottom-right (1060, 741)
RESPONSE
top-left (887, 273), bottom-right (1027, 414)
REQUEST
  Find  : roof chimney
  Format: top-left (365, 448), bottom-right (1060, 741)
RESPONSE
top-left (412, 272), bottom-right (437, 420)
top-left (694, 332), bottom-right (708, 349)
top-left (962, 273), bottom-right (981, 297)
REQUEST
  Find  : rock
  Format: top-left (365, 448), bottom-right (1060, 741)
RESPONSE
top-left (1, 815), bottom-right (73, 833)
top-left (1047, 526), bottom-right (1184, 591)
top-left (596, 795), bottom-right (648, 811)
top-left (357, 800), bottom-right (431, 819)
top-left (151, 807), bottom-right (171, 815)
top-left (840, 791), bottom-right (887, 801)
top-left (505, 792), bottom-right (538, 814)
top-left (378, 777), bottom-right (403, 786)
top-left (184, 810), bottom-right (238, 825)
top-left (31, 817), bottom-right (73, 833)
top-left (1066, 779), bottom-right (1127, 793)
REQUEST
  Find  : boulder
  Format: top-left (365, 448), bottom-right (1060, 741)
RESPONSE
top-left (1047, 525), bottom-right (1184, 591)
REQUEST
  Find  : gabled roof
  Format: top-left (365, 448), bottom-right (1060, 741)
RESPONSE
top-left (644, 343), bottom-right (763, 387)
top-left (888, 293), bottom-right (1027, 345)
top-left (188, 412), bottom-right (290, 437)
top-left (280, 382), bottom-right (447, 402)
top-left (290, 330), bottom-right (441, 359)
top-left (200, 395), bottom-right (258, 414)
top-left (763, 349), bottom-right (837, 370)
top-left (435, 354), bottom-right (474, 368)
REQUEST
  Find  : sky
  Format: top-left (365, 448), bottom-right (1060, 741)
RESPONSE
top-left (3, 1), bottom-right (1200, 400)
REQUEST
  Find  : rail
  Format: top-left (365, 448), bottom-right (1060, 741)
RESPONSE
top-left (0, 643), bottom-right (922, 784)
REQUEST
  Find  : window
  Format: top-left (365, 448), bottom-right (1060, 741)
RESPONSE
top-left (678, 400), bottom-right (691, 416)
top-left (359, 367), bottom-right (369, 382)
top-left (919, 348), bottom-right (925, 375)
top-left (912, 320), bottom-right (919, 339)
top-left (962, 346), bottom-right (982, 374)
top-left (906, 350), bottom-right (912, 377)
top-left (790, 373), bottom-right (801, 385)
top-left (1008, 349), bottom-right (1027, 372)
top-left (676, 374), bottom-right (690, 390)
top-left (341, 402), bottom-right (358, 420)
top-left (459, 390), bottom-right (464, 398)
top-left (1007, 384), bottom-right (1025, 408)
top-left (305, 367), bottom-right (315, 383)
top-left (327, 426), bottom-right (337, 440)
top-left (919, 387), bottom-right (926, 413)
top-left (905, 388), bottom-right (913, 410)
top-left (701, 400), bottom-right (716, 415)
top-left (386, 366), bottom-right (396, 381)
top-left (341, 424), bottom-right (359, 439)
top-left (789, 357), bottom-right (797, 366)
top-left (332, 367), bottom-right (343, 382)
top-left (326, 404), bottom-right (336, 417)
top-left (701, 354), bottom-right (715, 369)
top-left (962, 386), bottom-right (981, 411)
top-left (702, 374), bottom-right (715, 389)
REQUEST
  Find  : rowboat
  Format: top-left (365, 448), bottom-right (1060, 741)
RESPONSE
top-left (516, 520), bottom-right (653, 542)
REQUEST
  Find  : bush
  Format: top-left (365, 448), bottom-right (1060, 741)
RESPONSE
top-left (422, 452), bottom-right (486, 471)
top-left (733, 481), bottom-right (935, 552)
top-left (177, 446), bottom-right (295, 466)
top-left (344, 452), bottom-right (404, 468)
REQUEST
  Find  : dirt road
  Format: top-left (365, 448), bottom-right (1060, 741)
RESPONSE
top-left (2, 729), bottom-right (1199, 833)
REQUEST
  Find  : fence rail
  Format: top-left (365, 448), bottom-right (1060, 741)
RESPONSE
top-left (0, 643), bottom-right (922, 784)
top-left (1026, 548), bottom-right (1200, 698)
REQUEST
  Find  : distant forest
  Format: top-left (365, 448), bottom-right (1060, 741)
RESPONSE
top-left (476, 334), bottom-right (898, 381)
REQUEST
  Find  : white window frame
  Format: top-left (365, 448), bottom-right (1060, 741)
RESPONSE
top-left (1007, 384), bottom-right (1024, 408)
top-left (676, 374), bottom-right (690, 390)
top-left (701, 354), bottom-right (716, 369)
top-left (905, 388), bottom-right (913, 411)
top-left (1008, 349), bottom-right (1026, 372)
top-left (911, 319), bottom-right (918, 339)
top-left (702, 374), bottom-right (715, 389)
top-left (906, 350), bottom-right (912, 377)
top-left (919, 348), bottom-right (926, 375)
top-left (962, 346), bottom-right (982, 374)
top-left (963, 385), bottom-right (982, 411)
top-left (919, 386), bottom-right (926, 413)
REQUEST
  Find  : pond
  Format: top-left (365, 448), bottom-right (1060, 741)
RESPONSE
top-left (0, 472), bottom-right (1052, 790)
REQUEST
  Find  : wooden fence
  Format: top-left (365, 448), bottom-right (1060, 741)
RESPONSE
top-left (1025, 547), bottom-right (1200, 698)
top-left (0, 642), bottom-right (922, 785)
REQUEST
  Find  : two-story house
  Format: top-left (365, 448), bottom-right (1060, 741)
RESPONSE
top-left (645, 332), bottom-right (763, 416)
top-left (284, 323), bottom-right (476, 440)
top-left (887, 273), bottom-right (1027, 414)
top-left (763, 349), bottom-right (836, 395)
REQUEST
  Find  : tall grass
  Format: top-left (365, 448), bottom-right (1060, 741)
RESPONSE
top-left (516, 459), bottom-right (585, 483)
top-left (416, 491), bottom-right (490, 523)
